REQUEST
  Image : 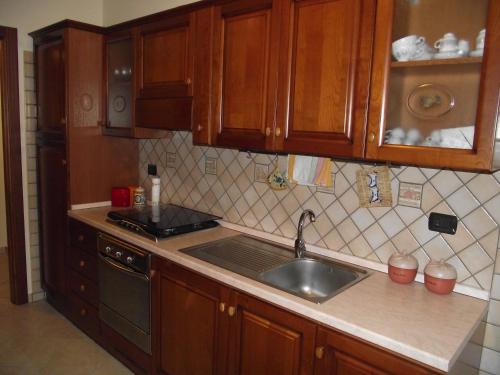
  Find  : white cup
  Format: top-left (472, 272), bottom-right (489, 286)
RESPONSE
top-left (434, 33), bottom-right (458, 52)
top-left (476, 29), bottom-right (486, 50)
top-left (392, 35), bottom-right (426, 61)
top-left (457, 39), bottom-right (470, 56)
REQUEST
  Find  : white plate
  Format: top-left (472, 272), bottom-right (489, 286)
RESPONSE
top-left (469, 49), bottom-right (483, 57)
top-left (433, 51), bottom-right (460, 59)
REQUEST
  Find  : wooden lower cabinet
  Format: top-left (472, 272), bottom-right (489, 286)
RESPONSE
top-left (153, 256), bottom-right (442, 375)
top-left (314, 328), bottom-right (441, 375)
top-left (227, 292), bottom-right (316, 375)
top-left (153, 258), bottom-right (230, 375)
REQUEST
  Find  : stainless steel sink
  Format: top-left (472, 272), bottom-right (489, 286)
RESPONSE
top-left (259, 258), bottom-right (362, 304)
top-left (180, 235), bottom-right (369, 304)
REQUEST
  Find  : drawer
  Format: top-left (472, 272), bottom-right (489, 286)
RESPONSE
top-left (68, 246), bottom-right (98, 282)
top-left (68, 269), bottom-right (98, 307)
top-left (67, 293), bottom-right (100, 339)
top-left (69, 219), bottom-right (97, 254)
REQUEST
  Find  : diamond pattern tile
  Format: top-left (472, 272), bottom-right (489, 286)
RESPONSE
top-left (430, 170), bottom-right (463, 198)
top-left (139, 132), bottom-right (500, 291)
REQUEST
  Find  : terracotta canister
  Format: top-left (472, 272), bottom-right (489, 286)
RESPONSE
top-left (388, 251), bottom-right (418, 284)
top-left (424, 260), bottom-right (457, 295)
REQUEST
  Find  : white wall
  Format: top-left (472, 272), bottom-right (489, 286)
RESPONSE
top-left (103, 0), bottom-right (197, 26)
top-left (0, 0), bottom-right (104, 50)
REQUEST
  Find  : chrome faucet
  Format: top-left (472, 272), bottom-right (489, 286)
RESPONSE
top-left (294, 209), bottom-right (316, 258)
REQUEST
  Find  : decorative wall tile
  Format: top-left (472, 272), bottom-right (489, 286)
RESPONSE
top-left (139, 131), bottom-right (500, 292)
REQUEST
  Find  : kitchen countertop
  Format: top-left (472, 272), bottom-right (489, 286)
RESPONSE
top-left (68, 207), bottom-right (488, 373)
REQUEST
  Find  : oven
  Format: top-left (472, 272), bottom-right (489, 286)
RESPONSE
top-left (97, 233), bottom-right (152, 354)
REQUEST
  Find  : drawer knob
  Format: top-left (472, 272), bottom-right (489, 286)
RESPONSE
top-left (77, 234), bottom-right (84, 242)
top-left (315, 346), bottom-right (325, 360)
top-left (197, 124), bottom-right (203, 132)
top-left (219, 302), bottom-right (226, 313)
top-left (368, 132), bottom-right (376, 143)
top-left (80, 284), bottom-right (86, 292)
top-left (186, 78), bottom-right (192, 85)
top-left (228, 306), bottom-right (236, 317)
top-left (79, 260), bottom-right (85, 268)
top-left (265, 127), bottom-right (271, 137)
top-left (275, 127), bottom-right (281, 137)
top-left (80, 308), bottom-right (87, 317)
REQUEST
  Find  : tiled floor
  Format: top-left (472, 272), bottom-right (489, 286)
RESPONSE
top-left (0, 254), bottom-right (132, 374)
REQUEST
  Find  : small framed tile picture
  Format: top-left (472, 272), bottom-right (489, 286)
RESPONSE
top-left (398, 182), bottom-right (423, 208)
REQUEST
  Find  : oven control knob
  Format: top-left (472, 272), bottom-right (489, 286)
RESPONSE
top-left (105, 246), bottom-right (111, 254)
top-left (115, 251), bottom-right (122, 258)
top-left (126, 256), bottom-right (134, 264)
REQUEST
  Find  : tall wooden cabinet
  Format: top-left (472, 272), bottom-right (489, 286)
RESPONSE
top-left (30, 21), bottom-right (138, 308)
top-left (37, 141), bottom-right (67, 305)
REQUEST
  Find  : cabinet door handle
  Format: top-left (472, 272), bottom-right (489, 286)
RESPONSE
top-left (60, 117), bottom-right (67, 125)
top-left (197, 124), bottom-right (203, 132)
top-left (80, 308), bottom-right (87, 317)
top-left (275, 127), bottom-right (281, 137)
top-left (265, 127), bottom-right (271, 137)
top-left (315, 346), bottom-right (325, 360)
top-left (219, 302), bottom-right (226, 313)
top-left (186, 78), bottom-right (192, 85)
top-left (80, 284), bottom-right (86, 292)
top-left (62, 159), bottom-right (67, 166)
top-left (77, 234), bottom-right (84, 242)
top-left (367, 132), bottom-right (376, 143)
top-left (228, 306), bottom-right (236, 317)
top-left (79, 260), bottom-right (85, 268)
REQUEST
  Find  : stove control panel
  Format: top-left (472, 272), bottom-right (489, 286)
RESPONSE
top-left (97, 233), bottom-right (150, 274)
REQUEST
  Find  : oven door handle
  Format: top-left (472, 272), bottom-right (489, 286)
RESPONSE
top-left (98, 253), bottom-right (150, 281)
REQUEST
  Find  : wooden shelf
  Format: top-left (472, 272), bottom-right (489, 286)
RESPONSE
top-left (391, 56), bottom-right (483, 68)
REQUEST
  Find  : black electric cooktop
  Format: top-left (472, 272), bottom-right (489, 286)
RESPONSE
top-left (107, 204), bottom-right (221, 241)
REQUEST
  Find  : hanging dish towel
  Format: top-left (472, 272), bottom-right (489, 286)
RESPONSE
top-left (287, 155), bottom-right (333, 188)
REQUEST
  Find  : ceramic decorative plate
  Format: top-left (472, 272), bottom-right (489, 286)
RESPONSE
top-left (407, 83), bottom-right (455, 119)
top-left (113, 95), bottom-right (126, 113)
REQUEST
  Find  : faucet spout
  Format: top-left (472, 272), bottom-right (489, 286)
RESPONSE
top-left (294, 209), bottom-right (316, 258)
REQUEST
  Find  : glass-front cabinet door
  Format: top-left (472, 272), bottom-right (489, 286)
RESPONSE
top-left (105, 36), bottom-right (134, 132)
top-left (365, 0), bottom-right (500, 171)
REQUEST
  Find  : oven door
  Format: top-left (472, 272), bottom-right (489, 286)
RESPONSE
top-left (98, 253), bottom-right (151, 354)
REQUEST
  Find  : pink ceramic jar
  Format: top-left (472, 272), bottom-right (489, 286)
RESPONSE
top-left (424, 260), bottom-right (457, 295)
top-left (388, 251), bottom-right (418, 284)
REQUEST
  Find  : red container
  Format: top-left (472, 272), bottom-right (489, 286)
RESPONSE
top-left (111, 187), bottom-right (130, 207)
top-left (388, 251), bottom-right (418, 284)
top-left (424, 260), bottom-right (457, 295)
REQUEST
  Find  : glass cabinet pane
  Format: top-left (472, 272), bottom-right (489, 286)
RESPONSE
top-left (107, 38), bottom-right (133, 129)
top-left (384, 0), bottom-right (489, 149)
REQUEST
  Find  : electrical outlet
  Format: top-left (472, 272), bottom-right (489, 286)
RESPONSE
top-left (205, 157), bottom-right (217, 175)
top-left (166, 152), bottom-right (177, 169)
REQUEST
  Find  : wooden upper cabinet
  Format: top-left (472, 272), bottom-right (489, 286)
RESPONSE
top-left (192, 6), bottom-right (215, 146)
top-left (227, 292), bottom-right (316, 375)
top-left (365, 0), bottom-right (500, 171)
top-left (137, 14), bottom-right (194, 98)
top-left (135, 14), bottom-right (194, 131)
top-left (212, 0), bottom-right (281, 150)
top-left (37, 39), bottom-right (66, 133)
top-left (275, 0), bottom-right (376, 158)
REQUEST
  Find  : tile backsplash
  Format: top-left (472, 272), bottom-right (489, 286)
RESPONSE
top-left (139, 131), bottom-right (500, 292)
